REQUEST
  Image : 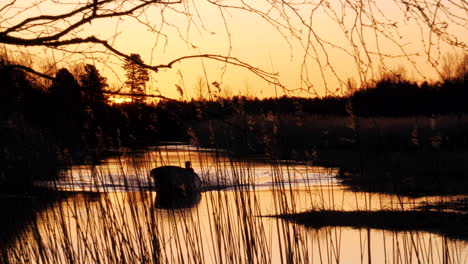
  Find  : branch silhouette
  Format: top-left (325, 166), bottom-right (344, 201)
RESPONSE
top-left (1, 0), bottom-right (466, 96)
top-left (0, 0), bottom-right (281, 89)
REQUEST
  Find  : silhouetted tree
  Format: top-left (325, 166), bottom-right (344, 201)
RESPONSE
top-left (49, 68), bottom-right (82, 106)
top-left (123, 54), bottom-right (149, 103)
top-left (48, 68), bottom-right (86, 148)
top-left (79, 64), bottom-right (108, 107)
top-left (75, 64), bottom-right (109, 152)
top-left (0, 59), bottom-right (27, 112)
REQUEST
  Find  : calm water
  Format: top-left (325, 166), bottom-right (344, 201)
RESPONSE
top-left (5, 144), bottom-right (468, 263)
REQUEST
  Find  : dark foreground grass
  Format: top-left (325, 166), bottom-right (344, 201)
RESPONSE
top-left (0, 187), bottom-right (71, 263)
top-left (274, 210), bottom-right (468, 241)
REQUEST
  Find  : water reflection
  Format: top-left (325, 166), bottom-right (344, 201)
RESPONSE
top-left (3, 190), bottom-right (466, 264)
top-left (42, 144), bottom-right (339, 192)
top-left (2, 145), bottom-right (466, 263)
top-left (154, 191), bottom-right (201, 209)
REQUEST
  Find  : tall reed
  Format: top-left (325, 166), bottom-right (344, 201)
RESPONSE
top-left (2, 142), bottom-right (466, 263)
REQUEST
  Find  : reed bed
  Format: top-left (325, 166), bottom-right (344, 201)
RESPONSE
top-left (1, 143), bottom-right (466, 264)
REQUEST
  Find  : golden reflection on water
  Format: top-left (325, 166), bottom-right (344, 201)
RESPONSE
top-left (6, 188), bottom-right (466, 264)
top-left (7, 146), bottom-right (468, 263)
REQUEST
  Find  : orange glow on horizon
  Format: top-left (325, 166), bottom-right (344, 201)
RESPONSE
top-left (108, 96), bottom-right (132, 105)
top-left (4, 1), bottom-right (466, 100)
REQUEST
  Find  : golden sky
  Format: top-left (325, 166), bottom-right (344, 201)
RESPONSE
top-left (2, 0), bottom-right (467, 99)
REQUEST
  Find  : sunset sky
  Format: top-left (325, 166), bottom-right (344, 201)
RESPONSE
top-left (2, 0), bottom-right (466, 100)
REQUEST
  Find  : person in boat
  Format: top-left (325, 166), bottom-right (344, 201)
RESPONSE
top-left (150, 161), bottom-right (201, 198)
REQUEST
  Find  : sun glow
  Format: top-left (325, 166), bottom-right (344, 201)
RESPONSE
top-left (108, 96), bottom-right (132, 105)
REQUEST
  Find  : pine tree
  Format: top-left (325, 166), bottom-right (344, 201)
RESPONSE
top-left (79, 64), bottom-right (108, 107)
top-left (122, 54), bottom-right (149, 103)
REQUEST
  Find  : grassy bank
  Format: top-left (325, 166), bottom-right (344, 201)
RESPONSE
top-left (193, 114), bottom-right (468, 155)
top-left (0, 114), bottom-right (60, 193)
top-left (275, 209), bottom-right (468, 241)
top-left (323, 150), bottom-right (468, 196)
top-left (193, 114), bottom-right (468, 195)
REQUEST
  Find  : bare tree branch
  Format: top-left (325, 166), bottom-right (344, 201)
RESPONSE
top-left (0, 0), bottom-right (15, 14)
top-left (6, 64), bottom-right (54, 80)
top-left (102, 90), bottom-right (176, 101)
top-left (2, 33), bottom-right (283, 87)
top-left (0, 0), bottom-right (466, 97)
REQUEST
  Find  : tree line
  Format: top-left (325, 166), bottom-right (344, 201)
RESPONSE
top-left (0, 54), bottom-right (161, 191)
top-left (2, 53), bottom-right (467, 152)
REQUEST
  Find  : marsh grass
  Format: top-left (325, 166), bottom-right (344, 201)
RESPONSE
top-left (193, 114), bottom-right (468, 156)
top-left (2, 45), bottom-right (467, 264)
top-left (193, 114), bottom-right (468, 196)
top-left (0, 114), bottom-right (59, 193)
top-left (2, 146), bottom-right (466, 264)
top-left (418, 197), bottom-right (468, 213)
top-left (2, 117), bottom-right (467, 264)
top-left (331, 150), bottom-right (468, 196)
top-left (275, 210), bottom-right (468, 241)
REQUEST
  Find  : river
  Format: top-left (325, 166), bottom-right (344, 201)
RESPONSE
top-left (3, 144), bottom-right (467, 263)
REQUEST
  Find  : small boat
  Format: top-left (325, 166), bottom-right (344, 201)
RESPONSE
top-left (150, 161), bottom-right (201, 198)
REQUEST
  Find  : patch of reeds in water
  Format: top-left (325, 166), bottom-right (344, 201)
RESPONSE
top-left (275, 209), bottom-right (468, 241)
